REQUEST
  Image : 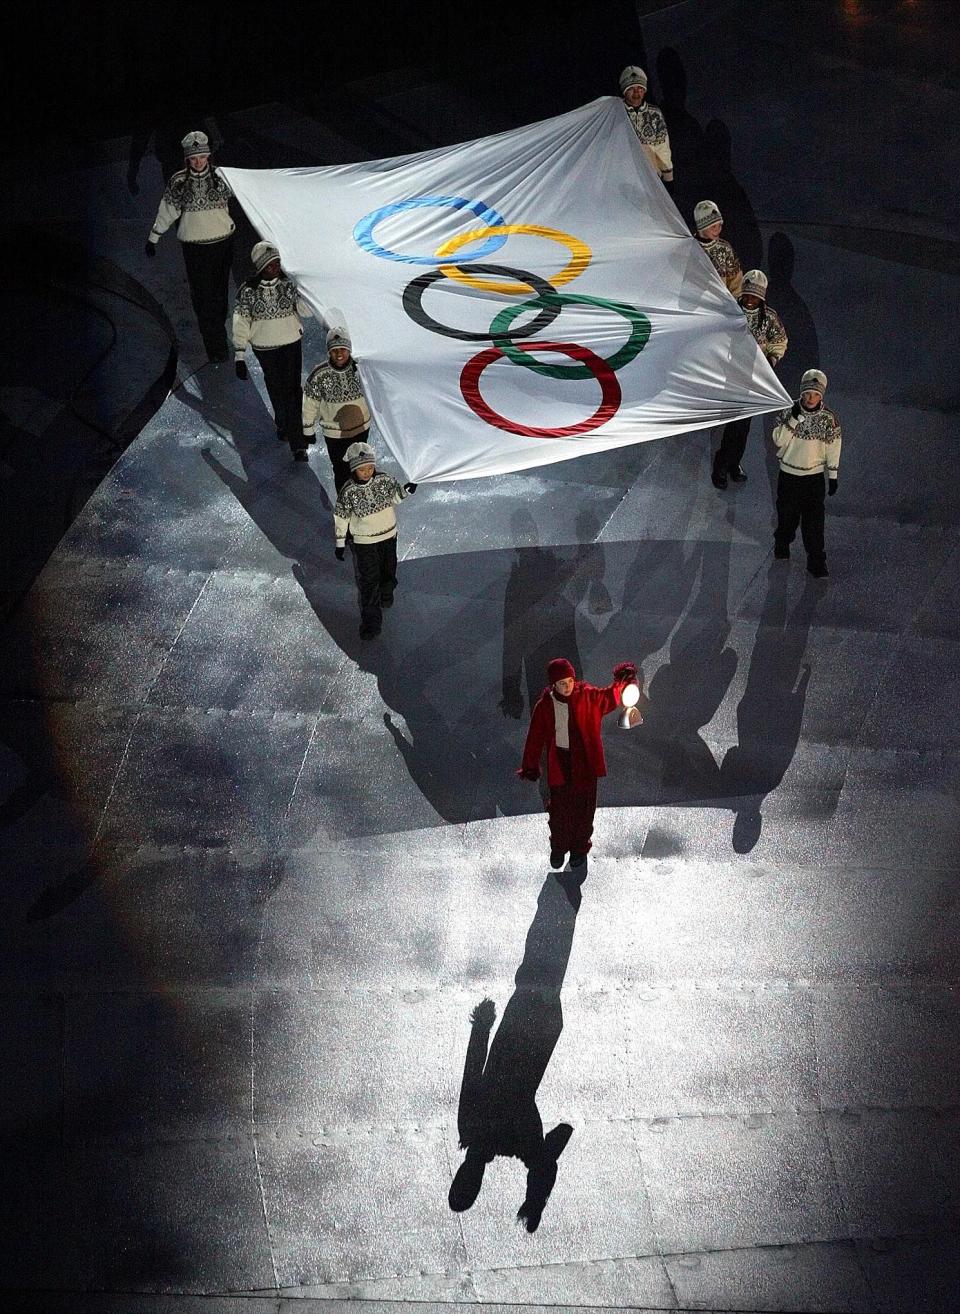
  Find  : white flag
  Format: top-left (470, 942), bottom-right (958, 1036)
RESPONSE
top-left (222, 97), bottom-right (790, 482)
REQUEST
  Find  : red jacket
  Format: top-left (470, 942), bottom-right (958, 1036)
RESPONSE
top-left (520, 678), bottom-right (627, 786)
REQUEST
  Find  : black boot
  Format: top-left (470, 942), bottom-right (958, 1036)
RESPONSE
top-left (550, 849), bottom-right (567, 870)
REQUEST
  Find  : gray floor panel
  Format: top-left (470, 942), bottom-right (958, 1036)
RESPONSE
top-left (0, 701), bottom-right (138, 854)
top-left (612, 983), bottom-right (820, 1119)
top-left (252, 988), bottom-right (463, 1133)
top-left (40, 1137), bottom-right (275, 1291)
top-left (146, 570), bottom-right (339, 715)
top-left (0, 560), bottom-right (211, 702)
top-left (639, 1111), bottom-right (846, 1254)
top-left (825, 1108), bottom-right (960, 1240)
top-left (857, 1236), bottom-right (960, 1314)
top-left (62, 988), bottom-right (252, 1144)
top-left (469, 1255), bottom-right (676, 1309)
top-left (813, 985), bottom-right (960, 1110)
top-left (0, 845), bottom-right (274, 989)
top-left (664, 1241), bottom-right (875, 1314)
top-left (96, 707), bottom-right (317, 849)
top-left (259, 847), bottom-right (456, 992)
top-left (258, 1127), bottom-right (467, 1288)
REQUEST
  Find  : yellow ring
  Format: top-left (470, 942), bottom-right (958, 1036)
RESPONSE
top-left (435, 224), bottom-right (592, 293)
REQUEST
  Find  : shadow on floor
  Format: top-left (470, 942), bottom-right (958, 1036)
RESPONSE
top-left (199, 387), bottom-right (821, 849)
top-left (450, 871), bottom-right (580, 1231)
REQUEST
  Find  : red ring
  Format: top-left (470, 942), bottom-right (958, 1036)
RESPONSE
top-left (460, 341), bottom-right (621, 437)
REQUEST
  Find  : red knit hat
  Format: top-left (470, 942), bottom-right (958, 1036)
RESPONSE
top-left (547, 657), bottom-right (576, 683)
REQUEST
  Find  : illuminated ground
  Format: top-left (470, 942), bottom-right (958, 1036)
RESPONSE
top-left (1, 1), bottom-right (958, 1310)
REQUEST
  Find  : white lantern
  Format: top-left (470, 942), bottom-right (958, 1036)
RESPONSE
top-left (618, 682), bottom-right (641, 730)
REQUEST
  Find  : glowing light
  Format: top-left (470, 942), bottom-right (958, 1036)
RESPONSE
top-left (619, 681), bottom-right (642, 730)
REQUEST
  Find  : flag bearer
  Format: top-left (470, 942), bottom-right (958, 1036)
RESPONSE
top-left (302, 328), bottom-right (371, 492)
top-left (693, 199), bottom-right (742, 297)
top-left (712, 269), bottom-right (788, 489)
top-left (145, 129), bottom-right (235, 360)
top-left (233, 242), bottom-right (312, 459)
top-left (772, 369), bottom-right (841, 579)
top-left (619, 66), bottom-right (674, 191)
top-left (333, 441), bottom-right (417, 639)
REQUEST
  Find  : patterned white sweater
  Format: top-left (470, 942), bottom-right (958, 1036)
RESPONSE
top-left (743, 302), bottom-right (788, 364)
top-left (698, 235), bottom-right (743, 297)
top-left (149, 166), bottom-right (234, 245)
top-left (333, 472), bottom-right (409, 547)
top-left (233, 278), bottom-right (312, 357)
top-left (302, 361), bottom-right (371, 441)
top-left (773, 402), bottom-right (842, 478)
top-left (625, 102), bottom-right (673, 180)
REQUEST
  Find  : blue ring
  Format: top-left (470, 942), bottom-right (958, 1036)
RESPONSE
top-left (353, 195), bottom-right (509, 265)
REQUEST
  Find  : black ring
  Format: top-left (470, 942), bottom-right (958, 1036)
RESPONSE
top-left (402, 263), bottom-right (562, 343)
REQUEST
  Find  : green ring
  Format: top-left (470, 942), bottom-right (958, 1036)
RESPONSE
top-left (490, 293), bottom-right (652, 379)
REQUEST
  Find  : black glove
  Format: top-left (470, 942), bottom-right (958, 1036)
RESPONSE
top-left (144, 240), bottom-right (156, 258)
top-left (790, 400), bottom-right (801, 419)
top-left (828, 479), bottom-right (838, 497)
top-left (235, 360), bottom-right (248, 381)
top-left (335, 546), bottom-right (345, 561)
top-left (766, 354), bottom-right (779, 369)
top-left (404, 482), bottom-right (418, 494)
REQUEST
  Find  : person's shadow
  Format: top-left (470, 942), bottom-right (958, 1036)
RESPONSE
top-left (639, 526), bottom-right (738, 799)
top-left (500, 510), bottom-right (589, 721)
top-left (655, 48), bottom-right (707, 220)
top-left (126, 115), bottom-right (195, 198)
top-left (195, 363), bottom-right (334, 570)
top-left (766, 230), bottom-right (820, 398)
top-left (449, 872), bottom-right (579, 1232)
top-left (701, 118), bottom-right (764, 276)
top-left (720, 564), bottom-right (820, 852)
top-left (760, 230), bottom-right (822, 500)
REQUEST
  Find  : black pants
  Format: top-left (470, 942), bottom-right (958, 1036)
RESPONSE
top-left (714, 416), bottom-right (751, 477)
top-left (350, 537), bottom-right (398, 634)
top-left (775, 471), bottom-right (826, 568)
top-left (326, 429), bottom-right (367, 493)
top-left (181, 235), bottom-right (232, 357)
top-left (254, 340), bottom-right (304, 452)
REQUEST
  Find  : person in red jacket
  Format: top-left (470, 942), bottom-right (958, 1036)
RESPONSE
top-left (517, 657), bottom-right (639, 872)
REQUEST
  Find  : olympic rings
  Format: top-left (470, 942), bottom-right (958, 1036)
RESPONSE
top-left (402, 264), bottom-right (563, 343)
top-left (435, 224), bottom-right (592, 293)
top-left (352, 194), bottom-right (651, 440)
top-left (460, 342), bottom-right (621, 438)
top-left (353, 196), bottom-right (508, 265)
top-left (489, 292), bottom-right (651, 379)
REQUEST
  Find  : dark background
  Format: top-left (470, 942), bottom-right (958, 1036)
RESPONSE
top-left (5, 0), bottom-right (642, 152)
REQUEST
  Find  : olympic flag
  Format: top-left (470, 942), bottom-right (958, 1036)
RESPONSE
top-left (222, 97), bottom-right (790, 482)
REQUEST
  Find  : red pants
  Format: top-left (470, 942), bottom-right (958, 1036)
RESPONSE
top-left (547, 777), bottom-right (598, 856)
